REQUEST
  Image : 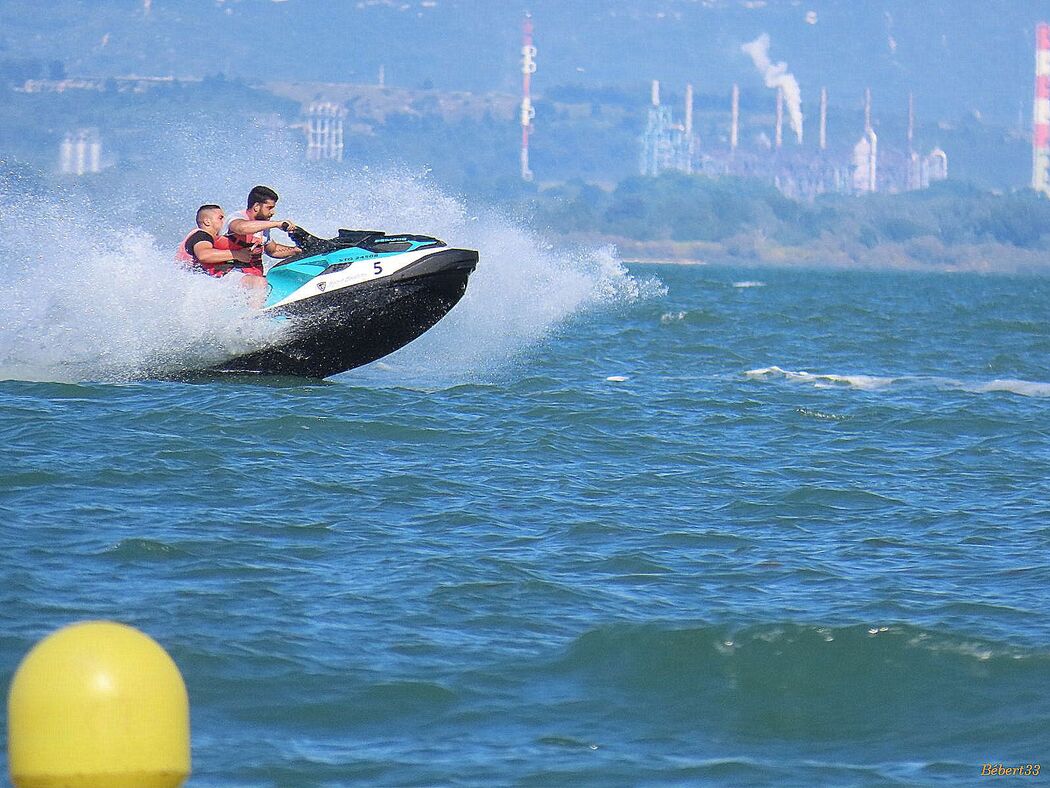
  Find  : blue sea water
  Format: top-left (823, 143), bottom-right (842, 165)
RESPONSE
top-left (2, 252), bottom-right (1050, 785)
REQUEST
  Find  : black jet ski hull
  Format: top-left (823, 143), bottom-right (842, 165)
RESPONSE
top-left (214, 249), bottom-right (476, 379)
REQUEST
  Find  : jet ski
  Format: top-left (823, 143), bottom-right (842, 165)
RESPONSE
top-left (214, 226), bottom-right (478, 378)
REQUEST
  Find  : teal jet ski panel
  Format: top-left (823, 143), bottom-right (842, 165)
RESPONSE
top-left (264, 230), bottom-right (446, 307)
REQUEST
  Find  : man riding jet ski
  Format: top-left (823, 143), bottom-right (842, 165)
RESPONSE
top-left (213, 225), bottom-right (479, 378)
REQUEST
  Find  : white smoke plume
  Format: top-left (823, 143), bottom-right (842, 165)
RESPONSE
top-left (741, 33), bottom-right (803, 144)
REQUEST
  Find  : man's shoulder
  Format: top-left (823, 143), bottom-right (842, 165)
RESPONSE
top-left (185, 229), bottom-right (213, 254)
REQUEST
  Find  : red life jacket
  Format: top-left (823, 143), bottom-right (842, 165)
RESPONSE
top-left (225, 209), bottom-right (267, 276)
top-left (222, 233), bottom-right (265, 277)
top-left (175, 230), bottom-right (198, 269)
top-left (174, 231), bottom-right (263, 278)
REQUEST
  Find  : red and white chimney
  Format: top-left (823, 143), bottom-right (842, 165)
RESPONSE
top-left (520, 13), bottom-right (536, 182)
top-left (1033, 22), bottom-right (1050, 193)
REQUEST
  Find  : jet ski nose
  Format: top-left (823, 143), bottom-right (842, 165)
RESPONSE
top-left (433, 247), bottom-right (478, 269)
top-left (400, 248), bottom-right (478, 278)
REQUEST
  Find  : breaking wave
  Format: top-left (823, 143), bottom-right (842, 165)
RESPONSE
top-left (745, 365), bottom-right (897, 391)
top-left (539, 621), bottom-right (1050, 743)
top-left (745, 366), bottom-right (1050, 397)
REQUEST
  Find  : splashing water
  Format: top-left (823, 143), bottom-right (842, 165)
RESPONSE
top-left (0, 192), bottom-right (281, 382)
top-left (271, 170), bottom-right (662, 383)
top-left (0, 145), bottom-right (660, 384)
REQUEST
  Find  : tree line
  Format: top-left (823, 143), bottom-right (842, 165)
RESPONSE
top-left (530, 172), bottom-right (1050, 252)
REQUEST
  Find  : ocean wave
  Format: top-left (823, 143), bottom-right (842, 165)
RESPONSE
top-left (99, 538), bottom-right (191, 561)
top-left (548, 622), bottom-right (1050, 742)
top-left (745, 365), bottom-right (896, 390)
top-left (968, 378), bottom-right (1050, 398)
top-left (746, 366), bottom-right (1050, 398)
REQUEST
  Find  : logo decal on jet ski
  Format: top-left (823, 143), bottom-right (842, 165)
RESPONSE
top-left (316, 281), bottom-right (327, 292)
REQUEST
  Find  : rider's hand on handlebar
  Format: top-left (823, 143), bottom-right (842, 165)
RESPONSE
top-left (280, 220), bottom-right (297, 234)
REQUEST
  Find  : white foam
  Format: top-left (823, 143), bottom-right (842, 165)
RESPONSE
top-left (605, 375), bottom-right (629, 383)
top-left (0, 130), bottom-right (664, 384)
top-left (660, 311), bottom-right (687, 324)
top-left (0, 196), bottom-right (283, 382)
top-left (732, 280), bottom-right (766, 288)
top-left (746, 366), bottom-right (1050, 399)
top-left (744, 366), bottom-right (895, 391)
top-left (970, 379), bottom-right (1050, 398)
top-left (290, 171), bottom-right (665, 383)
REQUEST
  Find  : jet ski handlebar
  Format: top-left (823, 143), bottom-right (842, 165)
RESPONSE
top-left (287, 225), bottom-right (356, 257)
top-left (270, 226), bottom-right (445, 269)
top-left (287, 225), bottom-right (321, 250)
top-left (285, 226), bottom-right (396, 257)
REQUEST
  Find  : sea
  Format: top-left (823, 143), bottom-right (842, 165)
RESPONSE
top-left (1, 174), bottom-right (1049, 786)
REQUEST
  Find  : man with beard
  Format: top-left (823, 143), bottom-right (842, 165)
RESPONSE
top-left (224, 185), bottom-right (300, 273)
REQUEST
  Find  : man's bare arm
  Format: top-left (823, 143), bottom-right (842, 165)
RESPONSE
top-left (265, 240), bottom-right (300, 259)
top-left (228, 218), bottom-right (297, 236)
top-left (193, 240), bottom-right (253, 265)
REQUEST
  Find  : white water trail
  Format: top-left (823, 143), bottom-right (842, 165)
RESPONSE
top-left (270, 169), bottom-right (661, 383)
top-left (0, 128), bottom-right (660, 384)
top-left (0, 192), bottom-right (282, 382)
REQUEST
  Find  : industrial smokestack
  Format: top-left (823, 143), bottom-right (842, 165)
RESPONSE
top-left (864, 88), bottom-right (876, 191)
top-left (742, 33), bottom-right (803, 144)
top-left (685, 83), bottom-right (693, 137)
top-left (907, 91), bottom-right (914, 152)
top-left (651, 80), bottom-right (660, 107)
top-left (1034, 23), bottom-right (1050, 194)
top-left (520, 13), bottom-right (536, 182)
top-left (731, 83), bottom-right (739, 152)
top-left (775, 86), bottom-right (784, 149)
top-left (685, 83), bottom-right (695, 172)
top-left (867, 127), bottom-right (878, 192)
top-left (819, 87), bottom-right (827, 151)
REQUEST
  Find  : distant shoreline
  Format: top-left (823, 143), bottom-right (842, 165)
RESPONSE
top-left (577, 235), bottom-right (1050, 275)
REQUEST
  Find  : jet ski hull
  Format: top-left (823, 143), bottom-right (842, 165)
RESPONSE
top-left (215, 248), bottom-right (477, 379)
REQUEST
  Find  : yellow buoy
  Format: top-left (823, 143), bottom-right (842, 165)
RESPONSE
top-left (7, 620), bottom-right (190, 788)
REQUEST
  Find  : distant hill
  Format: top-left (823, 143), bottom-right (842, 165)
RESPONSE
top-left (0, 0), bottom-right (1039, 207)
top-left (0, 0), bottom-right (1043, 128)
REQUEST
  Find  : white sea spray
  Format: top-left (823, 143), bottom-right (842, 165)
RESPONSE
top-left (0, 132), bottom-right (662, 383)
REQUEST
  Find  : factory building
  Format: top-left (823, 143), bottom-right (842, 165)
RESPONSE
top-left (639, 81), bottom-right (949, 200)
top-left (59, 129), bottom-right (102, 176)
top-left (640, 81), bottom-right (694, 176)
top-left (305, 102), bottom-right (346, 162)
